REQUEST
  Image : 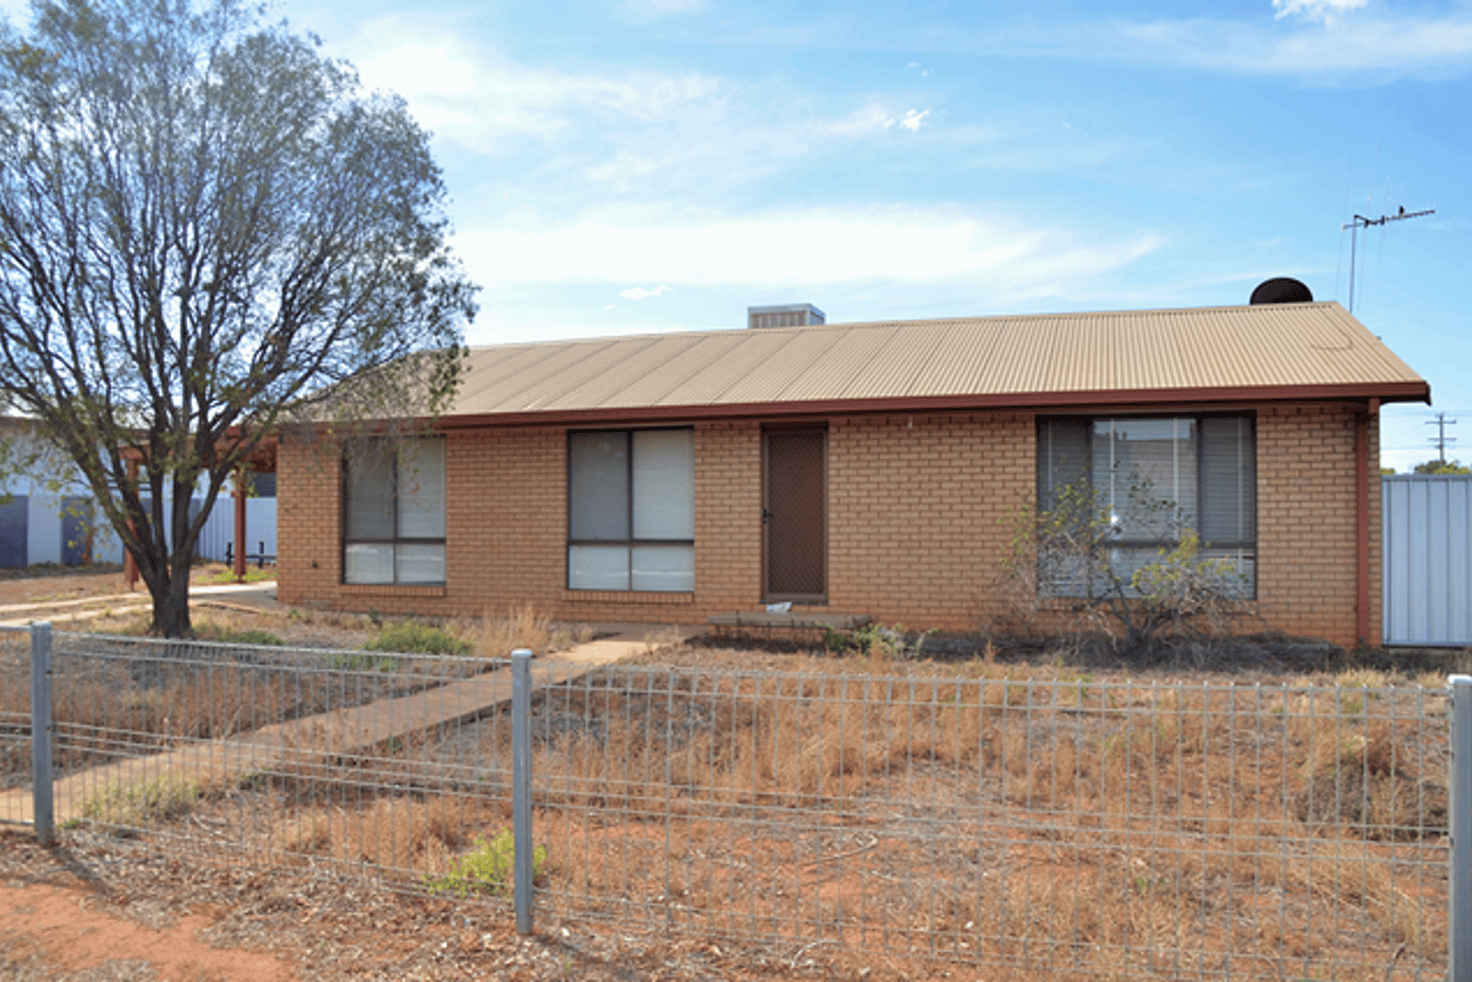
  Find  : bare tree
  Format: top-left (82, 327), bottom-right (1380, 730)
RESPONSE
top-left (0, 0), bottom-right (476, 635)
top-left (1000, 475), bottom-right (1255, 654)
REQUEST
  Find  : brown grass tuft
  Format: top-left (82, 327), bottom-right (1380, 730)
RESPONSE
top-left (456, 605), bottom-right (553, 658)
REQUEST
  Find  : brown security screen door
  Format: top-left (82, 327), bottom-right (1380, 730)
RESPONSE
top-left (764, 428), bottom-right (826, 601)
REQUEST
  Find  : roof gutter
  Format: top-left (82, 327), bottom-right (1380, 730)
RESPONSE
top-left (434, 381), bottom-right (1430, 430)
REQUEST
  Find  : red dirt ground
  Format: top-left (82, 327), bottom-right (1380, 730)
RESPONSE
top-left (1, 875), bottom-right (296, 981)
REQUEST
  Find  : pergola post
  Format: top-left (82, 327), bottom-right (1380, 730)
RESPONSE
top-left (233, 467), bottom-right (247, 581)
top-left (123, 458), bottom-right (139, 591)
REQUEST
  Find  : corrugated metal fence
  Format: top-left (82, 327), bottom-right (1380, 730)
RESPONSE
top-left (1383, 474), bottom-right (1472, 647)
top-left (194, 497), bottom-right (277, 563)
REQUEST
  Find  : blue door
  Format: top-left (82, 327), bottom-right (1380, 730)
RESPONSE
top-left (0, 496), bottom-right (27, 568)
top-left (62, 496), bottom-right (93, 565)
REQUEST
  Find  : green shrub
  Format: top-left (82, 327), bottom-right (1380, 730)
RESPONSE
top-left (209, 567), bottom-right (274, 584)
top-left (364, 620), bottom-right (472, 656)
top-left (326, 652), bottom-right (402, 672)
top-left (194, 624), bottom-right (285, 646)
top-left (425, 829), bottom-right (546, 897)
top-left (822, 622), bottom-right (933, 659)
top-left (82, 775), bottom-right (201, 826)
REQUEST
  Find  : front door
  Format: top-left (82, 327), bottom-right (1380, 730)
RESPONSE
top-left (763, 428), bottom-right (826, 602)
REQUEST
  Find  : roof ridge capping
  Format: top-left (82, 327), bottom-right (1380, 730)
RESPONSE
top-left (463, 299), bottom-right (1350, 352)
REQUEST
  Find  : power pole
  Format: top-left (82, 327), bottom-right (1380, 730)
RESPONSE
top-left (1427, 412), bottom-right (1459, 465)
top-left (1342, 206), bottom-right (1434, 313)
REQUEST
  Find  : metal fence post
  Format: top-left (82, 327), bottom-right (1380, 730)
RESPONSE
top-left (30, 622), bottom-right (53, 848)
top-left (512, 648), bottom-right (533, 934)
top-left (1451, 675), bottom-right (1472, 981)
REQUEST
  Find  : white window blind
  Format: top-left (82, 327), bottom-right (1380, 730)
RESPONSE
top-left (633, 429), bottom-right (695, 540)
top-left (569, 433), bottom-right (629, 541)
top-left (568, 429), bottom-right (694, 592)
top-left (345, 446), bottom-right (393, 540)
top-left (343, 438), bottom-right (447, 585)
top-left (1092, 418), bottom-right (1197, 539)
top-left (1038, 416), bottom-right (1255, 597)
top-left (396, 439), bottom-right (446, 539)
top-left (1200, 416), bottom-right (1256, 544)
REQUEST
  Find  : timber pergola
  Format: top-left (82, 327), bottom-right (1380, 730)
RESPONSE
top-left (118, 438), bottom-right (278, 589)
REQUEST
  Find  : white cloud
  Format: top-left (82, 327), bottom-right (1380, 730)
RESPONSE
top-left (620, 285), bottom-right (673, 300)
top-left (897, 109), bottom-right (930, 132)
top-left (623, 0), bottom-right (708, 16)
top-left (348, 22), bottom-right (722, 150)
top-left (457, 207), bottom-right (1160, 298)
top-left (984, 8), bottom-right (1472, 81)
top-left (1272, 0), bottom-right (1369, 24)
top-left (819, 104), bottom-right (908, 138)
top-left (0, 0), bottom-right (30, 26)
top-left (826, 106), bottom-right (932, 135)
top-left (1113, 10), bottom-right (1472, 79)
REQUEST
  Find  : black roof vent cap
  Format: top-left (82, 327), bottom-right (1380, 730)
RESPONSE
top-left (1249, 277), bottom-right (1314, 305)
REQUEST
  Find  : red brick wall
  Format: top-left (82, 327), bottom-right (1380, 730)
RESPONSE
top-left (826, 413), bottom-right (1032, 627)
top-left (1256, 404), bottom-right (1380, 648)
top-left (276, 404), bottom-right (1380, 647)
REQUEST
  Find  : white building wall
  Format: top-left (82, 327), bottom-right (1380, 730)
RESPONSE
top-left (25, 494), bottom-right (59, 565)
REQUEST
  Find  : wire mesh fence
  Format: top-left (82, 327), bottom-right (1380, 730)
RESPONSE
top-left (0, 627), bottom-right (33, 823)
top-left (2, 631), bottom-right (1454, 978)
top-left (527, 667), bottom-right (1449, 979)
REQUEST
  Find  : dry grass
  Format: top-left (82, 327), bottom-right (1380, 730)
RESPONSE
top-left (453, 604), bottom-right (556, 658)
top-left (7, 622), bottom-right (1452, 978)
top-left (0, 605), bottom-right (576, 785)
top-left (180, 660), bottom-right (1449, 979)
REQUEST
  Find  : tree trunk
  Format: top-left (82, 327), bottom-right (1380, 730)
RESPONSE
top-left (149, 570), bottom-right (193, 638)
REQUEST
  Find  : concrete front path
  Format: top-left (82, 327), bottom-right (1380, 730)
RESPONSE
top-left (1, 624), bottom-right (693, 826)
top-left (0, 581), bottom-right (288, 629)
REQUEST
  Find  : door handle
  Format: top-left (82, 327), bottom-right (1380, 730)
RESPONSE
top-left (762, 508), bottom-right (772, 525)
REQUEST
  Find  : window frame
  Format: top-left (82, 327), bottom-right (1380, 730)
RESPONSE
top-left (566, 427), bottom-right (695, 593)
top-left (1036, 412), bottom-right (1257, 598)
top-left (340, 437), bottom-right (447, 586)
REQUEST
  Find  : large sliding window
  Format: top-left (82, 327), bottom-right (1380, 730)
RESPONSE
top-left (1037, 415), bottom-right (1256, 596)
top-left (568, 429), bottom-right (694, 592)
top-left (343, 439), bottom-right (446, 585)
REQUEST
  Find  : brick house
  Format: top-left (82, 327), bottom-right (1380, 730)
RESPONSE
top-left (275, 300), bottom-right (1429, 648)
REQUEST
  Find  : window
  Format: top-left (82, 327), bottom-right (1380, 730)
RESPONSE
top-left (568, 429), bottom-right (694, 592)
top-left (1037, 415), bottom-right (1256, 595)
top-left (343, 439), bottom-right (446, 585)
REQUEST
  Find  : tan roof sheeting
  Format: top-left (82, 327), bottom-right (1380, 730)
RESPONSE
top-left (447, 301), bottom-right (1428, 421)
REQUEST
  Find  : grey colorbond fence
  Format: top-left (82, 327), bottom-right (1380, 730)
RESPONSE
top-left (1383, 473), bottom-right (1472, 647)
top-left (0, 628), bottom-right (1465, 979)
top-left (194, 496), bottom-right (277, 563)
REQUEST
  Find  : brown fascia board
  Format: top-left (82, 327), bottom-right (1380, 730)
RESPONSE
top-left (433, 380), bottom-right (1430, 430)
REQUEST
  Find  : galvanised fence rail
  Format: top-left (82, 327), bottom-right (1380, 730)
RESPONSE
top-left (0, 626), bottom-right (1463, 980)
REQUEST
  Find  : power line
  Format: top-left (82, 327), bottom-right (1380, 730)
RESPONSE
top-left (1427, 412), bottom-right (1459, 463)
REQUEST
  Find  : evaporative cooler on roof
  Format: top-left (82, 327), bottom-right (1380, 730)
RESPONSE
top-left (747, 304), bottom-right (825, 329)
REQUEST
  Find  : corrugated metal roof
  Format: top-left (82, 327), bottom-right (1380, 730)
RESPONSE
top-left (446, 301), bottom-right (1428, 421)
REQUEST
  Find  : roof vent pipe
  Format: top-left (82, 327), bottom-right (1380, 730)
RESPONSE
top-left (747, 303), bottom-right (825, 329)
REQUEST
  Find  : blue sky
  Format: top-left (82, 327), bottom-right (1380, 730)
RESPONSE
top-left (4, 0), bottom-right (1468, 471)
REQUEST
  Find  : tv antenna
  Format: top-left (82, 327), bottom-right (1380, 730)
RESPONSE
top-left (1341, 205), bottom-right (1434, 313)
